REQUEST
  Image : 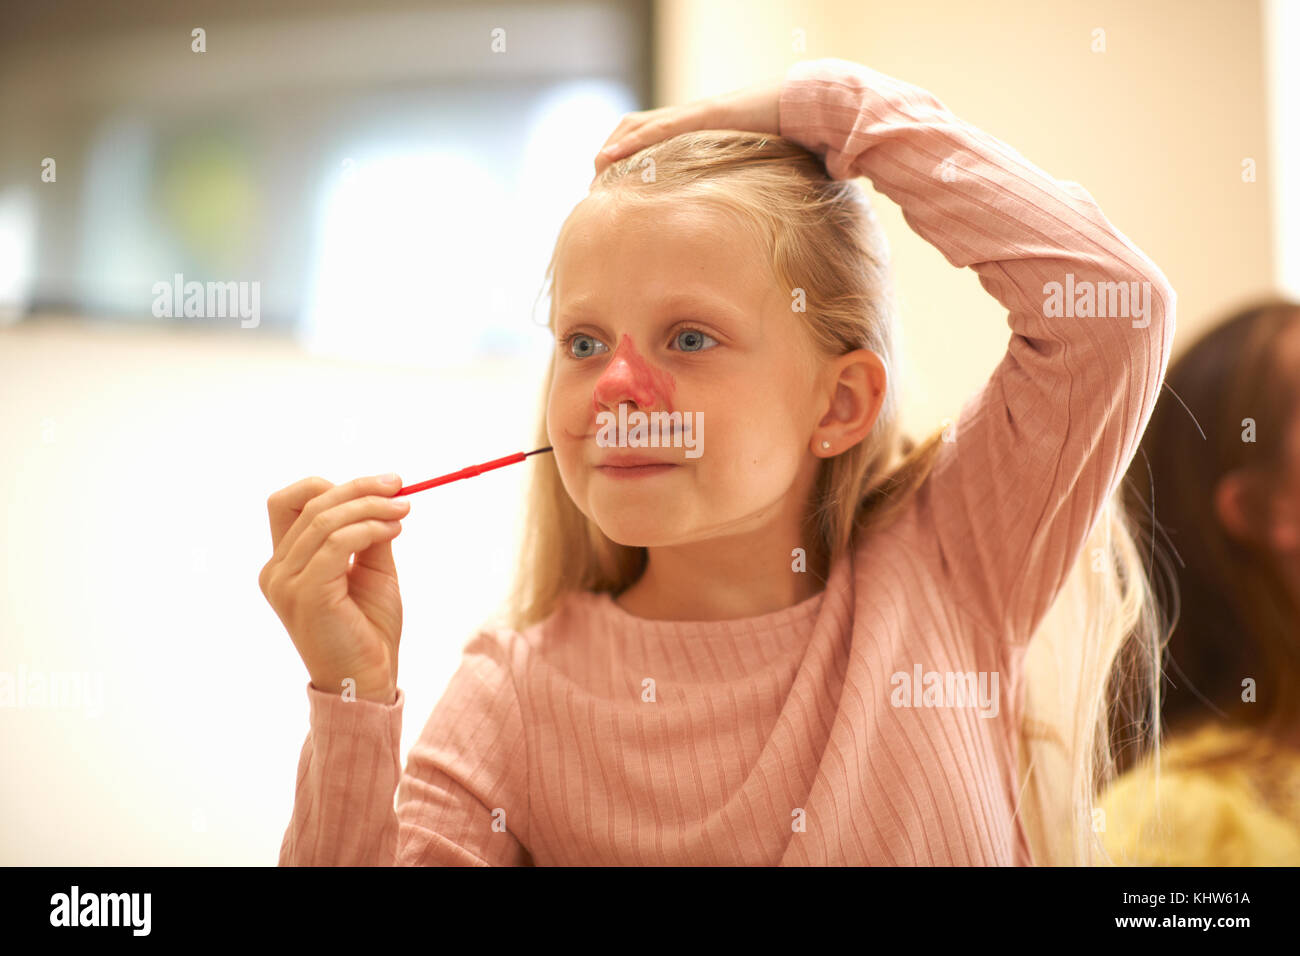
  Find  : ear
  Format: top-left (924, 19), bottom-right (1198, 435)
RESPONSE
top-left (811, 349), bottom-right (887, 457)
top-left (1215, 469), bottom-right (1300, 552)
top-left (1214, 471), bottom-right (1248, 541)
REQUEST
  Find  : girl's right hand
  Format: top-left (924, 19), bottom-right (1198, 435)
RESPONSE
top-left (259, 474), bottom-right (411, 704)
top-left (591, 80), bottom-right (783, 181)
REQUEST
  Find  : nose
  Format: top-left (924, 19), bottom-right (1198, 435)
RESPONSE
top-left (591, 333), bottom-right (676, 415)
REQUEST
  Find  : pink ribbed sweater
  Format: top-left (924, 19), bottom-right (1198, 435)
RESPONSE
top-left (279, 58), bottom-right (1175, 866)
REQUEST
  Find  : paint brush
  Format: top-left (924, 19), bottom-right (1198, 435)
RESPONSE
top-left (395, 446), bottom-right (553, 496)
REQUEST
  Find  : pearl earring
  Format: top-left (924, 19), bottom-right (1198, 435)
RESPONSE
top-left (821, 440), bottom-right (830, 450)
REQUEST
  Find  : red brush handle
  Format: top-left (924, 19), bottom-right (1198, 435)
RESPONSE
top-left (396, 452), bottom-right (526, 496)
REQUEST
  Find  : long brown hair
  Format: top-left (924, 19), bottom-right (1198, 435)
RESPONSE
top-left (499, 130), bottom-right (1164, 864)
top-left (1119, 298), bottom-right (1300, 770)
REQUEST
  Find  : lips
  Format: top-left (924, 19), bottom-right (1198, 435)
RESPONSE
top-left (593, 452), bottom-right (680, 480)
top-left (596, 453), bottom-right (676, 467)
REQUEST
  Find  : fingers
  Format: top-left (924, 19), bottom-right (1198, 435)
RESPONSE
top-left (268, 473), bottom-right (402, 559)
top-left (592, 115), bottom-right (658, 177)
top-left (596, 109), bottom-right (649, 157)
top-left (593, 105), bottom-right (699, 179)
top-left (297, 518), bottom-right (404, 595)
top-left (354, 533), bottom-right (398, 578)
top-left (591, 84), bottom-right (780, 184)
top-left (266, 476), bottom-right (333, 550)
top-left (278, 493), bottom-right (410, 579)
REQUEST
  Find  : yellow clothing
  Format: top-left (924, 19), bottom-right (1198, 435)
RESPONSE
top-left (1098, 723), bottom-right (1300, 865)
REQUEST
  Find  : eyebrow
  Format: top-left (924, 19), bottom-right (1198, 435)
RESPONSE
top-left (557, 291), bottom-right (745, 322)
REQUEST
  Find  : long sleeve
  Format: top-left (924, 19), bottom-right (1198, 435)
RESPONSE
top-left (278, 630), bottom-right (531, 866)
top-left (778, 57), bottom-right (1176, 645)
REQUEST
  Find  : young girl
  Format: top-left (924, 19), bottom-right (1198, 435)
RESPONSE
top-left (263, 57), bottom-right (1176, 865)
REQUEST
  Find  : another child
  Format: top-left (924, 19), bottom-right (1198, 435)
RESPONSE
top-left (1100, 298), bottom-right (1300, 865)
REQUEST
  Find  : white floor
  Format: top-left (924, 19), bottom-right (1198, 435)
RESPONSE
top-left (1, 316), bottom-right (548, 864)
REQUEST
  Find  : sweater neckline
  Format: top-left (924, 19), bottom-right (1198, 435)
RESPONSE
top-left (579, 544), bottom-right (851, 642)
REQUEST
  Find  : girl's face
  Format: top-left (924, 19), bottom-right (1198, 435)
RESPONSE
top-left (547, 195), bottom-right (829, 549)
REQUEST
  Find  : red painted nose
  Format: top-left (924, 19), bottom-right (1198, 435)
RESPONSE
top-left (591, 333), bottom-right (676, 414)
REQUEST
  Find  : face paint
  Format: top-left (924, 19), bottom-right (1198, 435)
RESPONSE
top-left (591, 333), bottom-right (676, 414)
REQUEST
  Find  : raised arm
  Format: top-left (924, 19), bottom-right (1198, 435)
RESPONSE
top-left (778, 57), bottom-right (1176, 644)
top-left (278, 630), bottom-right (531, 866)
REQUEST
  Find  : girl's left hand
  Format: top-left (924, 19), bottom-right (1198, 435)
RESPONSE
top-left (591, 81), bottom-right (783, 181)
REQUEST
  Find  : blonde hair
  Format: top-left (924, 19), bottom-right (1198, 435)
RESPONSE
top-left (499, 130), bottom-right (1166, 865)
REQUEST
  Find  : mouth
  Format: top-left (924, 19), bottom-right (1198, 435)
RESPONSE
top-left (594, 453), bottom-right (680, 479)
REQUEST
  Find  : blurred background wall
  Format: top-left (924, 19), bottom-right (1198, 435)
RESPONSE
top-left (1, 0), bottom-right (1295, 864)
top-left (657, 0), bottom-right (1286, 433)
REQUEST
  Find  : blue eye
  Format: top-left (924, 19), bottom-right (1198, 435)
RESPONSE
top-left (673, 328), bottom-right (717, 352)
top-left (565, 333), bottom-right (608, 359)
top-left (560, 328), bottom-right (716, 358)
